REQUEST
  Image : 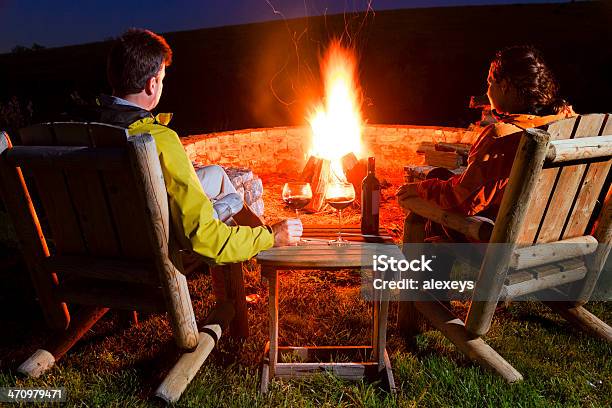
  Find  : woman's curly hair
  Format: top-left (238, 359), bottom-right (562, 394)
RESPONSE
top-left (490, 45), bottom-right (568, 115)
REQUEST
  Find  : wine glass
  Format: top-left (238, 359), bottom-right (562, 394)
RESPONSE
top-left (325, 181), bottom-right (355, 247)
top-left (282, 182), bottom-right (313, 218)
top-left (282, 182), bottom-right (312, 246)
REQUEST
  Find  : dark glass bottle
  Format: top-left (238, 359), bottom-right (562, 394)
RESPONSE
top-left (361, 157), bottom-right (380, 235)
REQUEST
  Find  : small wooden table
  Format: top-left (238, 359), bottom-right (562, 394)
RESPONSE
top-left (256, 225), bottom-right (397, 393)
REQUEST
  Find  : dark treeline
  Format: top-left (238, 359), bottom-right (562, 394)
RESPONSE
top-left (1, 2), bottom-right (611, 136)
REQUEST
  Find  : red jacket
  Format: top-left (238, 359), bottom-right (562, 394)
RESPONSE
top-left (416, 112), bottom-right (575, 219)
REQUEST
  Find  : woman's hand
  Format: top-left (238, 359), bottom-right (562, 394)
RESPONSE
top-left (395, 183), bottom-right (419, 201)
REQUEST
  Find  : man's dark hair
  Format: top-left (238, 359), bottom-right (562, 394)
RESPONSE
top-left (107, 28), bottom-right (172, 96)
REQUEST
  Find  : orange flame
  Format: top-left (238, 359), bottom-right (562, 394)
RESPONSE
top-left (308, 41), bottom-right (363, 180)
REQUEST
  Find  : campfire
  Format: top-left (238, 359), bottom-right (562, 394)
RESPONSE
top-left (299, 41), bottom-right (367, 212)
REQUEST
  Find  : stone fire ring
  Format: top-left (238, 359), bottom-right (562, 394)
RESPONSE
top-left (181, 125), bottom-right (479, 176)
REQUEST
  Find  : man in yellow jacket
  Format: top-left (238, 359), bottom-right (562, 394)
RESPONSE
top-left (88, 28), bottom-right (302, 264)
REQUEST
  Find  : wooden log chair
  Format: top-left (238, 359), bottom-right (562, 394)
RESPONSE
top-left (0, 122), bottom-right (239, 403)
top-left (398, 113), bottom-right (612, 382)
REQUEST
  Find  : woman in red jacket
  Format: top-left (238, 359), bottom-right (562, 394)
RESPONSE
top-left (397, 45), bottom-right (575, 243)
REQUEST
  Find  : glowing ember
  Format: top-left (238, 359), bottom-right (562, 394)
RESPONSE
top-left (308, 41), bottom-right (363, 181)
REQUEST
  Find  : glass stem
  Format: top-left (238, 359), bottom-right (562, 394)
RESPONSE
top-left (338, 209), bottom-right (343, 241)
top-left (295, 208), bottom-right (299, 219)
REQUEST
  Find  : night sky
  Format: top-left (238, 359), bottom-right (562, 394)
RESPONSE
top-left (0, 0), bottom-right (568, 53)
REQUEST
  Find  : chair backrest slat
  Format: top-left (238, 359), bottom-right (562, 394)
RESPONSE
top-left (86, 123), bottom-right (152, 258)
top-left (562, 117), bottom-right (612, 239)
top-left (515, 116), bottom-right (579, 245)
top-left (101, 170), bottom-right (153, 259)
top-left (535, 114), bottom-right (608, 244)
top-left (20, 124), bottom-right (87, 254)
top-left (53, 123), bottom-right (122, 256)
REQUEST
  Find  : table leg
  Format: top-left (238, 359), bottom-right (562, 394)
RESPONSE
top-left (377, 295), bottom-right (389, 368)
top-left (371, 272), bottom-right (380, 362)
top-left (267, 267), bottom-right (279, 379)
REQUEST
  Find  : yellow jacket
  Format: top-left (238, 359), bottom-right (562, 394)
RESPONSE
top-left (127, 116), bottom-right (274, 264)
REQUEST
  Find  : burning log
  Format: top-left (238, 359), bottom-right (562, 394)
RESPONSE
top-left (299, 152), bottom-right (365, 212)
top-left (341, 152), bottom-right (366, 204)
top-left (299, 156), bottom-right (331, 212)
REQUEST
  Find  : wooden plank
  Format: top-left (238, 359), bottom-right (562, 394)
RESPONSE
top-left (277, 346), bottom-right (372, 362)
top-left (44, 255), bottom-right (156, 284)
top-left (537, 115), bottom-right (606, 243)
top-left (260, 243), bottom-right (390, 253)
top-left (300, 227), bottom-right (393, 241)
top-left (88, 122), bottom-right (149, 259)
top-left (575, 191), bottom-right (612, 304)
top-left (274, 362), bottom-right (376, 380)
top-left (515, 117), bottom-right (578, 246)
top-left (267, 267), bottom-right (279, 379)
top-left (128, 134), bottom-right (199, 350)
top-left (257, 241), bottom-right (403, 269)
top-left (51, 123), bottom-right (120, 257)
top-left (32, 165), bottom-right (86, 255)
top-left (563, 115), bottom-right (612, 238)
top-left (258, 254), bottom-right (372, 269)
top-left (383, 349), bottom-right (397, 393)
top-left (504, 271), bottom-right (534, 285)
top-left (531, 263), bottom-right (561, 279)
top-left (57, 279), bottom-right (166, 312)
top-left (101, 170), bottom-right (152, 259)
top-left (6, 146), bottom-right (128, 170)
top-left (466, 129), bottom-right (550, 336)
top-left (375, 292), bottom-right (390, 368)
top-left (48, 122), bottom-right (94, 146)
top-left (19, 124), bottom-right (86, 255)
top-left (87, 122), bottom-right (129, 147)
top-left (0, 132), bottom-right (70, 330)
top-left (20, 123), bottom-right (57, 145)
top-left (558, 258), bottom-right (585, 271)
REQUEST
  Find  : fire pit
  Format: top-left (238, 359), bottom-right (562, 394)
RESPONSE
top-left (181, 123), bottom-right (479, 214)
top-left (181, 42), bottom-right (480, 218)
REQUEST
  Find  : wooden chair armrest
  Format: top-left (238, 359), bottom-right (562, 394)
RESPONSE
top-left (399, 197), bottom-right (494, 242)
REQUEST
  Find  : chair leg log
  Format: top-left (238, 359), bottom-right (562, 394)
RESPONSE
top-left (18, 306), bottom-right (109, 377)
top-left (155, 302), bottom-right (234, 403)
top-left (544, 301), bottom-right (612, 343)
top-left (398, 302), bottom-right (428, 340)
top-left (415, 295), bottom-right (523, 383)
top-left (211, 263), bottom-right (249, 338)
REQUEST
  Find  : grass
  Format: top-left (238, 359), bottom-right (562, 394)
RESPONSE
top-left (0, 178), bottom-right (611, 407)
top-left (1, 300), bottom-right (610, 407)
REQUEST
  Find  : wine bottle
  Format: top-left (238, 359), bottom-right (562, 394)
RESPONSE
top-left (361, 156), bottom-right (380, 235)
